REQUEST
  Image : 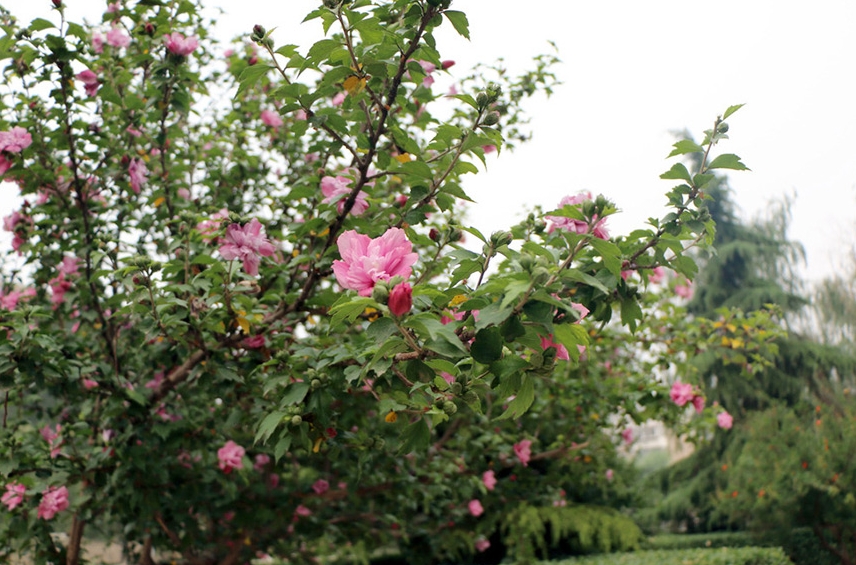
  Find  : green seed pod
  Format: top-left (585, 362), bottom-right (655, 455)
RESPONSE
top-left (463, 390), bottom-right (479, 404)
top-left (442, 401), bottom-right (458, 416)
top-left (482, 111), bottom-right (500, 126)
top-left (450, 382), bottom-right (463, 395)
top-left (310, 378), bottom-right (322, 390)
top-left (290, 415), bottom-right (303, 426)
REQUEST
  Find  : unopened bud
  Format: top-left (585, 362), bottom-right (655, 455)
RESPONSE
top-left (531, 267), bottom-right (550, 285)
top-left (475, 92), bottom-right (488, 108)
top-left (262, 37), bottom-right (274, 50)
top-left (248, 55), bottom-right (258, 66)
top-left (371, 281), bottom-right (390, 303)
top-left (717, 122), bottom-right (729, 134)
top-left (449, 227), bottom-right (463, 242)
top-left (429, 228), bottom-right (440, 242)
top-left (290, 415), bottom-right (303, 426)
top-left (482, 111), bottom-right (500, 126)
top-left (463, 390), bottom-right (479, 404)
top-left (144, 22), bottom-right (155, 36)
top-left (490, 230), bottom-right (512, 247)
top-left (52, 0), bottom-right (62, 8)
top-left (310, 378), bottom-right (322, 390)
top-left (252, 24), bottom-right (265, 38)
top-left (450, 382), bottom-right (463, 395)
top-left (442, 401), bottom-right (457, 416)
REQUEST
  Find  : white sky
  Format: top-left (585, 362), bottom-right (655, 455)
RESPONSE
top-left (4, 0), bottom-right (856, 284)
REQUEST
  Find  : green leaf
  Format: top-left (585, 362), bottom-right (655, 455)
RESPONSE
top-left (306, 38), bottom-right (342, 62)
top-left (398, 418), bottom-right (430, 454)
top-left (707, 153), bottom-right (749, 171)
top-left (588, 238), bottom-right (623, 277)
top-left (328, 296), bottom-right (377, 326)
top-left (671, 254), bottom-right (699, 279)
top-left (496, 374), bottom-right (535, 420)
top-left (553, 324), bottom-right (589, 361)
top-left (723, 103), bottom-right (745, 120)
top-left (522, 300), bottom-right (554, 326)
top-left (280, 383), bottom-right (310, 406)
top-left (274, 435), bottom-right (292, 462)
top-left (444, 10), bottom-right (470, 40)
top-left (620, 298), bottom-right (644, 333)
top-left (501, 315), bottom-right (526, 342)
top-left (667, 139), bottom-right (704, 158)
top-left (29, 18), bottom-right (56, 31)
top-left (560, 269), bottom-right (611, 295)
top-left (660, 162), bottom-right (692, 182)
top-left (255, 411), bottom-right (286, 444)
top-left (471, 326), bottom-right (503, 363)
top-left (235, 64), bottom-right (273, 98)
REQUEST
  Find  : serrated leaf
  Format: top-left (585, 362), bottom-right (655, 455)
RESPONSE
top-left (398, 418), bottom-right (430, 454)
top-left (29, 18), bottom-right (56, 31)
top-left (707, 153), bottom-right (749, 171)
top-left (471, 326), bottom-right (503, 363)
top-left (255, 411), bottom-right (286, 444)
top-left (667, 139), bottom-right (704, 158)
top-left (620, 298), bottom-right (644, 333)
top-left (496, 374), bottom-right (535, 420)
top-left (588, 238), bottom-right (623, 277)
top-left (660, 162), bottom-right (692, 182)
top-left (235, 64), bottom-right (274, 98)
top-left (723, 103), bottom-right (745, 120)
top-left (280, 383), bottom-right (309, 406)
top-left (444, 10), bottom-right (470, 40)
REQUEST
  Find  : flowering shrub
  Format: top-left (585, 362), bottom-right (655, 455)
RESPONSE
top-left (0, 1), bottom-right (779, 564)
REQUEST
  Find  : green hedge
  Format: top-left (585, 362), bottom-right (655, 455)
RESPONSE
top-left (644, 532), bottom-right (763, 550)
top-left (552, 547), bottom-right (792, 565)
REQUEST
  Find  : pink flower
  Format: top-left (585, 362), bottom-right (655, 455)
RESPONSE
top-left (440, 372), bottom-right (456, 385)
top-left (321, 175), bottom-right (369, 216)
top-left (254, 453), bottom-right (270, 472)
top-left (58, 255), bottom-right (80, 277)
top-left (441, 60), bottom-right (455, 70)
top-left (388, 282), bottom-right (412, 316)
top-left (217, 440), bottom-right (245, 474)
top-left (670, 381), bottom-right (694, 407)
top-left (621, 428), bottom-right (633, 446)
top-left (0, 154), bottom-right (11, 176)
top-left (295, 505), bottom-right (312, 517)
top-left (417, 60), bottom-right (436, 87)
top-left (331, 92), bottom-right (346, 106)
top-left (260, 109), bottom-right (283, 128)
top-left (37, 486), bottom-right (69, 520)
top-left (2, 483), bottom-right (26, 510)
top-left (648, 266), bottom-right (665, 285)
top-left (691, 394), bottom-right (705, 414)
top-left (475, 538), bottom-right (491, 553)
top-left (605, 469), bottom-right (614, 481)
top-left (468, 499), bottom-right (484, 517)
top-left (312, 479), bottom-right (330, 495)
top-left (219, 218), bottom-right (277, 276)
top-left (77, 69), bottom-right (100, 97)
top-left (546, 192), bottom-right (610, 240)
top-left (82, 378), bottom-right (99, 390)
top-left (40, 424), bottom-right (63, 458)
top-left (107, 2), bottom-right (121, 12)
top-left (540, 335), bottom-right (569, 361)
top-left (294, 109), bottom-right (308, 121)
top-left (106, 25), bottom-right (130, 49)
top-left (92, 32), bottom-right (104, 53)
top-left (128, 158), bottom-right (147, 194)
top-left (332, 228), bottom-right (418, 297)
top-left (0, 127), bottom-right (32, 153)
top-left (196, 208), bottom-right (229, 239)
top-left (513, 439), bottom-right (532, 467)
top-left (675, 279), bottom-right (693, 299)
top-left (717, 411), bottom-right (734, 430)
top-left (482, 470), bottom-right (497, 491)
top-left (163, 32), bottom-right (198, 56)
top-left (241, 335), bottom-right (265, 349)
top-left (0, 287), bottom-right (35, 310)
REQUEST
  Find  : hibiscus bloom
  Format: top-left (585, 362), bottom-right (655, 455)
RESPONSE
top-left (669, 381), bottom-right (694, 407)
top-left (217, 440), bottom-right (245, 474)
top-left (1, 483), bottom-right (26, 511)
top-left (260, 109), bottom-right (283, 128)
top-left (164, 32), bottom-right (198, 56)
top-left (321, 175), bottom-right (369, 216)
top-left (717, 411), bottom-right (734, 430)
top-left (482, 470), bottom-right (497, 491)
top-left (468, 499), bottom-right (484, 517)
top-left (513, 439), bottom-right (532, 467)
top-left (332, 228), bottom-right (417, 296)
top-left (219, 218), bottom-right (277, 276)
top-left (37, 486), bottom-right (69, 520)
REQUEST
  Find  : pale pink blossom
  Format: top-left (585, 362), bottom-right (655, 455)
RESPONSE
top-left (675, 279), bottom-right (693, 299)
top-left (513, 439), bottom-right (532, 467)
top-left (254, 454), bottom-right (270, 472)
top-left (260, 109), bottom-right (283, 128)
top-left (58, 256), bottom-right (80, 277)
top-left (0, 127), bottom-right (32, 153)
top-left (321, 175), bottom-right (369, 216)
top-left (0, 155), bottom-right (11, 176)
top-left (92, 32), bottom-right (104, 53)
top-left (294, 109), bottom-right (308, 121)
top-left (605, 469), bottom-right (614, 481)
top-left (144, 371), bottom-right (164, 390)
top-left (77, 69), bottom-right (100, 97)
top-left (621, 428), bottom-right (633, 446)
top-left (717, 411), bottom-right (734, 430)
top-left (217, 440), bottom-right (245, 474)
top-left (295, 505), bottom-right (312, 517)
top-left (648, 266), bottom-right (665, 285)
top-left (163, 32), bottom-right (198, 56)
top-left (37, 486), bottom-right (69, 520)
top-left (107, 2), bottom-right (121, 12)
top-left (312, 479), bottom-right (329, 495)
top-left (126, 126), bottom-right (143, 137)
top-left (2, 483), bottom-right (26, 510)
top-left (332, 228), bottom-right (418, 296)
top-left (82, 378), bottom-right (99, 390)
top-left (196, 208), bottom-right (229, 239)
top-left (106, 25), bottom-right (130, 49)
top-left (475, 538), bottom-right (491, 552)
top-left (691, 394), bottom-right (705, 414)
top-left (482, 470), bottom-right (497, 491)
top-left (468, 499), bottom-right (484, 517)
top-left (40, 424), bottom-right (63, 458)
top-left (546, 192), bottom-right (610, 240)
top-left (440, 372), bottom-right (455, 385)
top-left (540, 335), bottom-right (569, 361)
top-left (128, 158), bottom-right (147, 194)
top-left (331, 92), bottom-right (346, 106)
top-left (417, 60), bottom-right (436, 87)
top-left (0, 287), bottom-right (35, 310)
top-left (219, 218), bottom-right (277, 276)
top-left (670, 381), bottom-right (694, 407)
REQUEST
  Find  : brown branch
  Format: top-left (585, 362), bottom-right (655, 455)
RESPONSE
top-left (66, 514), bottom-right (85, 565)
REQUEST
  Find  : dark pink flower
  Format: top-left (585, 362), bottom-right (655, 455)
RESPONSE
top-left (164, 32), bottom-right (198, 56)
top-left (670, 381), bottom-right (694, 407)
top-left (513, 439), bottom-right (532, 467)
top-left (40, 424), bottom-right (63, 458)
top-left (2, 483), bottom-right (26, 510)
top-left (217, 440), bottom-right (245, 474)
top-left (295, 504), bottom-right (312, 517)
top-left (540, 335), bottom-right (569, 361)
top-left (77, 69), bottom-right (100, 97)
top-left (468, 499), bottom-right (484, 517)
top-left (241, 335), bottom-right (265, 349)
top-left (388, 282), bottom-right (412, 316)
top-left (321, 175), bottom-right (369, 216)
top-left (82, 378), bottom-right (99, 390)
top-left (0, 127), bottom-right (32, 153)
top-left (106, 25), bottom-right (130, 49)
top-left (37, 486), bottom-right (69, 520)
top-left (219, 218), bottom-right (277, 276)
top-left (717, 411), bottom-right (734, 430)
top-left (254, 453), bottom-right (270, 472)
top-left (482, 470), bottom-right (497, 491)
top-left (475, 538), bottom-right (491, 552)
top-left (332, 228), bottom-right (418, 297)
top-left (441, 60), bottom-right (455, 70)
top-left (691, 394), bottom-right (705, 414)
top-left (260, 109), bottom-right (283, 128)
top-left (312, 479), bottom-right (329, 495)
top-left (648, 266), bottom-right (665, 285)
top-left (621, 428), bottom-right (633, 446)
top-left (92, 32), bottom-right (104, 53)
top-left (128, 158), bottom-right (147, 194)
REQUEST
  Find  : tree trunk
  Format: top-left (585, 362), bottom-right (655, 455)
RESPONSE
top-left (66, 515), bottom-right (85, 565)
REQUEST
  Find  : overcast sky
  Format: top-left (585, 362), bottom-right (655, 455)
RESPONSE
top-left (4, 0), bottom-right (856, 284)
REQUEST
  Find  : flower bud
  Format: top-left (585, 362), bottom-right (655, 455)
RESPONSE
top-left (252, 24), bottom-right (265, 39)
top-left (144, 22), bottom-right (155, 36)
top-left (482, 111), bottom-right (500, 126)
top-left (310, 378), bottom-right (322, 390)
top-left (429, 228), bottom-right (440, 242)
top-left (441, 60), bottom-right (455, 70)
top-left (531, 267), bottom-right (550, 285)
top-left (463, 390), bottom-right (479, 404)
top-left (490, 230), bottom-right (513, 247)
top-left (450, 382), bottom-right (463, 395)
top-left (475, 91), bottom-right (488, 108)
top-left (262, 37), bottom-right (274, 50)
top-left (290, 415), bottom-right (303, 426)
top-left (371, 281), bottom-right (390, 303)
top-left (717, 122), bottom-right (729, 134)
top-left (52, 0), bottom-right (62, 7)
top-left (448, 227), bottom-right (463, 242)
top-left (388, 282), bottom-right (412, 317)
top-left (442, 401), bottom-right (457, 416)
